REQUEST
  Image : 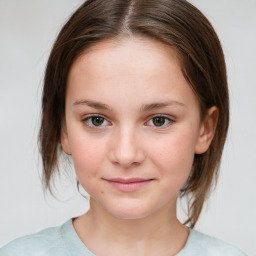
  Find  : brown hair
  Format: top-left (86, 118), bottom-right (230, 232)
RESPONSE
top-left (39, 0), bottom-right (229, 228)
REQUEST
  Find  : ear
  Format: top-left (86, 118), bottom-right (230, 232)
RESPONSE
top-left (60, 126), bottom-right (72, 155)
top-left (195, 106), bottom-right (219, 154)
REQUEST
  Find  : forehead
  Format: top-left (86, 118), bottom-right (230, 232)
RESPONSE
top-left (66, 36), bottom-right (198, 110)
top-left (79, 36), bottom-right (181, 61)
top-left (68, 36), bottom-right (183, 86)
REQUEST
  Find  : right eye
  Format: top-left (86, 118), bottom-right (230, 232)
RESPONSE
top-left (82, 115), bottom-right (110, 127)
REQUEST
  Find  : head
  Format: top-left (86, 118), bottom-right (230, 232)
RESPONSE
top-left (39, 0), bottom-right (229, 228)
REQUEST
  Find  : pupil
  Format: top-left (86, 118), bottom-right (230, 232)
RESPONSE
top-left (92, 116), bottom-right (104, 126)
top-left (153, 117), bottom-right (165, 126)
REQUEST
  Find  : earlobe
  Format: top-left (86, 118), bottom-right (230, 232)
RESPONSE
top-left (61, 128), bottom-right (72, 155)
top-left (195, 106), bottom-right (219, 154)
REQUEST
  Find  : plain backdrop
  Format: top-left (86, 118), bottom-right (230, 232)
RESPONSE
top-left (0, 0), bottom-right (255, 255)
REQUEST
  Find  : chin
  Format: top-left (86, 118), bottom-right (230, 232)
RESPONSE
top-left (103, 200), bottom-right (158, 220)
top-left (109, 210), bottom-right (151, 220)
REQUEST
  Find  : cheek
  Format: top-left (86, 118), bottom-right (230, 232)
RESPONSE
top-left (148, 131), bottom-right (196, 181)
top-left (70, 135), bottom-right (106, 179)
top-left (71, 137), bottom-right (107, 197)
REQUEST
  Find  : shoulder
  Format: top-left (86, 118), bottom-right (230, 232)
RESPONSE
top-left (178, 229), bottom-right (247, 256)
top-left (0, 221), bottom-right (71, 256)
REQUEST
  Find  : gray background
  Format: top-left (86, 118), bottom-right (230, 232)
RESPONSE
top-left (0, 1), bottom-right (255, 255)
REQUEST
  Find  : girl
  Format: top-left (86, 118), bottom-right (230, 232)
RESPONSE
top-left (0, 0), bottom-right (248, 255)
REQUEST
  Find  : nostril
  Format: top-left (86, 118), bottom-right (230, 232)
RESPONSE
top-left (112, 159), bottom-right (140, 167)
top-left (130, 161), bottom-right (140, 167)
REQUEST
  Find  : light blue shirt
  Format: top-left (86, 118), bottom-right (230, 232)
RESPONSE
top-left (0, 219), bottom-right (247, 255)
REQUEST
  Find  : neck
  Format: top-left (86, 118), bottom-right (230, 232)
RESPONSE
top-left (73, 198), bottom-right (189, 255)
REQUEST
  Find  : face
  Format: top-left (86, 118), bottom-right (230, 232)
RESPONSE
top-left (62, 37), bottom-right (216, 220)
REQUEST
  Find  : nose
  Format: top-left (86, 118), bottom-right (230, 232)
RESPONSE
top-left (109, 126), bottom-right (146, 168)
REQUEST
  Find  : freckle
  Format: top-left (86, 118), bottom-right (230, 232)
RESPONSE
top-left (101, 190), bottom-right (104, 194)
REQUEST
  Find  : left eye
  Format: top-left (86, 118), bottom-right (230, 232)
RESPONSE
top-left (146, 116), bottom-right (172, 127)
top-left (83, 116), bottom-right (110, 127)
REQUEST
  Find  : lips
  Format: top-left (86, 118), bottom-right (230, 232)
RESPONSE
top-left (106, 178), bottom-right (152, 183)
top-left (103, 177), bottom-right (154, 192)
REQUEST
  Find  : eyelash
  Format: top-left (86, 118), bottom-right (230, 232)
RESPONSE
top-left (82, 114), bottom-right (110, 128)
top-left (82, 114), bottom-right (174, 128)
top-left (146, 114), bottom-right (174, 127)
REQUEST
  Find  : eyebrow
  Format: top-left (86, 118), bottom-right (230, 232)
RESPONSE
top-left (73, 100), bottom-right (112, 110)
top-left (140, 101), bottom-right (185, 112)
top-left (73, 99), bottom-right (185, 112)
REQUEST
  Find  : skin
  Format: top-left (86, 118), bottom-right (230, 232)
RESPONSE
top-left (61, 36), bottom-right (218, 255)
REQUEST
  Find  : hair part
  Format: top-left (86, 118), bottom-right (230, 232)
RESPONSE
top-left (39, 0), bottom-right (229, 228)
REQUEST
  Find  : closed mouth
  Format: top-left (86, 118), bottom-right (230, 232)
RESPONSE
top-left (104, 178), bottom-right (154, 183)
top-left (103, 178), bottom-right (154, 192)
